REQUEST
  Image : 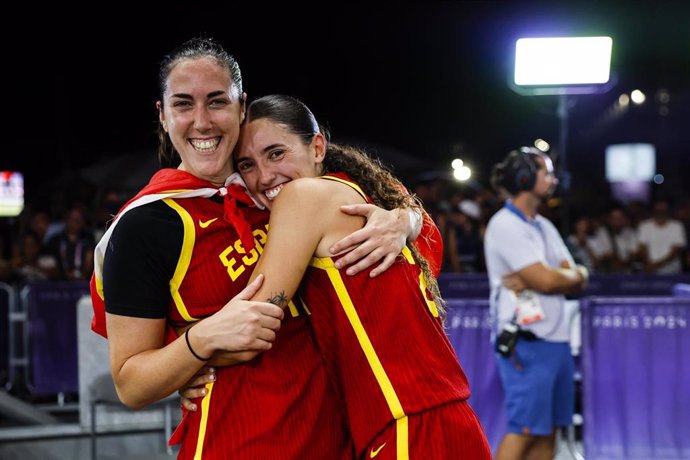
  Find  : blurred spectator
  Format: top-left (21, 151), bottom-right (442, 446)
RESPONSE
top-left (93, 188), bottom-right (125, 242)
top-left (446, 200), bottom-right (483, 272)
top-left (625, 200), bottom-right (649, 229)
top-left (566, 215), bottom-right (597, 272)
top-left (637, 198), bottom-right (687, 273)
top-left (413, 177), bottom-right (454, 270)
top-left (10, 231), bottom-right (59, 283)
top-left (604, 206), bottom-right (640, 272)
top-left (27, 210), bottom-right (51, 245)
top-left (412, 176), bottom-right (445, 223)
top-left (587, 213), bottom-right (614, 270)
top-left (44, 213), bottom-right (66, 245)
top-left (46, 205), bottom-right (95, 280)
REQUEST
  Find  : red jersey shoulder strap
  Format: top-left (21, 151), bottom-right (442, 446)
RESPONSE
top-left (320, 172), bottom-right (371, 204)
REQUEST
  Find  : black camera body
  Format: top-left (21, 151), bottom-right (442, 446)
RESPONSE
top-left (496, 321), bottom-right (520, 357)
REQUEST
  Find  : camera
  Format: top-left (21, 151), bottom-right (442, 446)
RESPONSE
top-left (496, 321), bottom-right (519, 357)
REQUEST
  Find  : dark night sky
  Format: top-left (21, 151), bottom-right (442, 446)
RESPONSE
top-left (5, 2), bottom-right (690, 206)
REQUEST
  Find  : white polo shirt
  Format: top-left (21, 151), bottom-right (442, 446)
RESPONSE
top-left (484, 202), bottom-right (575, 342)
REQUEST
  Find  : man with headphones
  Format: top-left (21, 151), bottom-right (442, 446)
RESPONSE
top-left (484, 147), bottom-right (588, 460)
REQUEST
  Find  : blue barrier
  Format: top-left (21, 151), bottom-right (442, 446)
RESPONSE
top-left (584, 273), bottom-right (690, 296)
top-left (672, 283), bottom-right (690, 297)
top-left (14, 277), bottom-right (690, 458)
top-left (581, 297), bottom-right (690, 459)
top-left (27, 281), bottom-right (90, 395)
top-left (445, 299), bottom-right (505, 453)
top-left (439, 273), bottom-right (690, 298)
top-left (438, 273), bottom-right (490, 299)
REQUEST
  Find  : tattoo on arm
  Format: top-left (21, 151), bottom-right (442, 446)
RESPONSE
top-left (267, 291), bottom-right (289, 308)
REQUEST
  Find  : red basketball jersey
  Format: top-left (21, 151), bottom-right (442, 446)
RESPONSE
top-left (156, 196), bottom-right (352, 459)
top-left (297, 174), bottom-right (470, 457)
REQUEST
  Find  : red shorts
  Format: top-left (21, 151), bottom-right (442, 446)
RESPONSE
top-left (362, 400), bottom-right (491, 459)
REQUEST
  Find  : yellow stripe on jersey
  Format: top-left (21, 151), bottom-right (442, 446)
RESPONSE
top-left (401, 247), bottom-right (439, 318)
top-left (400, 246), bottom-right (415, 264)
top-left (396, 416), bottom-right (409, 459)
top-left (310, 256), bottom-right (406, 420)
top-left (418, 272), bottom-right (439, 318)
top-left (286, 300), bottom-right (299, 317)
top-left (162, 199), bottom-right (197, 322)
top-left (321, 176), bottom-right (440, 318)
top-left (194, 381), bottom-right (215, 460)
top-left (94, 272), bottom-right (104, 302)
top-left (320, 175), bottom-right (368, 200)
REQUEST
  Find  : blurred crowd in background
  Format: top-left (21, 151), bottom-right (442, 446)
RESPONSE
top-left (416, 176), bottom-right (689, 274)
top-left (1, 169), bottom-right (688, 288)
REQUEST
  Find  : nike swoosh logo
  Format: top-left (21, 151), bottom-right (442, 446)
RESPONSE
top-left (370, 442), bottom-right (386, 458)
top-left (199, 218), bottom-right (218, 228)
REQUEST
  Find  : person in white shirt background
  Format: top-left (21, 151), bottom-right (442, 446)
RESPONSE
top-left (484, 146), bottom-right (588, 460)
top-left (637, 198), bottom-right (687, 274)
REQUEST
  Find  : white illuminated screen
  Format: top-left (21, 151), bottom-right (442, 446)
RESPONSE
top-left (0, 171), bottom-right (24, 217)
top-left (605, 144), bottom-right (656, 182)
top-left (514, 36), bottom-right (613, 86)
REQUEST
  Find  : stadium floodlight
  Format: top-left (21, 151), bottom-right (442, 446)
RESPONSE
top-left (511, 36), bottom-right (613, 95)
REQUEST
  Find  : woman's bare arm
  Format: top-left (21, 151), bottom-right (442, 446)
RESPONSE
top-left (329, 205), bottom-right (421, 276)
top-left (107, 275), bottom-right (283, 409)
top-left (248, 178), bottom-right (364, 305)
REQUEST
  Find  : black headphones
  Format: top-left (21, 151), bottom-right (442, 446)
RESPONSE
top-left (491, 147), bottom-right (539, 195)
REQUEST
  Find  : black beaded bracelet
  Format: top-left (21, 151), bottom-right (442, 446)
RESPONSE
top-left (185, 329), bottom-right (211, 361)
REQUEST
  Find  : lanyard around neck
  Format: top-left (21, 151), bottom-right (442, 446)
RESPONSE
top-left (504, 200), bottom-right (545, 239)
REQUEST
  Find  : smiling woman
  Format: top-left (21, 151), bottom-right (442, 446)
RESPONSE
top-left (231, 94), bottom-right (491, 459)
top-left (156, 56), bottom-right (246, 185)
top-left (236, 117), bottom-right (323, 209)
